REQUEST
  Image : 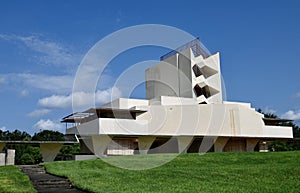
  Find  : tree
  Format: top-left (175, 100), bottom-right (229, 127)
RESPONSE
top-left (32, 130), bottom-right (80, 161)
top-left (19, 153), bottom-right (35, 165)
top-left (32, 130), bottom-right (64, 141)
top-left (258, 109), bottom-right (300, 151)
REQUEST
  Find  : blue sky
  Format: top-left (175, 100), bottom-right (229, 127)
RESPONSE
top-left (0, 0), bottom-right (300, 134)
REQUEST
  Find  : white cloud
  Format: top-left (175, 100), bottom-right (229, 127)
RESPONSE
top-left (38, 94), bottom-right (72, 109)
top-left (38, 87), bottom-right (122, 109)
top-left (20, 89), bottom-right (29, 97)
top-left (0, 126), bottom-right (6, 131)
top-left (1, 73), bottom-right (74, 94)
top-left (282, 110), bottom-right (300, 121)
top-left (33, 119), bottom-right (64, 131)
top-left (0, 72), bottom-right (114, 95)
top-left (293, 92), bottom-right (300, 98)
top-left (264, 107), bottom-right (277, 114)
top-left (0, 76), bottom-right (5, 84)
top-left (0, 34), bottom-right (81, 67)
top-left (27, 109), bottom-right (52, 118)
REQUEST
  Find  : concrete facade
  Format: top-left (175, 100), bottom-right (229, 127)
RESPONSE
top-left (0, 149), bottom-right (15, 166)
top-left (5, 149), bottom-right (15, 165)
top-left (0, 153), bottom-right (5, 166)
top-left (62, 39), bottom-right (293, 158)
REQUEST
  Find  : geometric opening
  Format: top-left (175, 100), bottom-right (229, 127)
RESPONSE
top-left (200, 66), bottom-right (218, 78)
top-left (202, 85), bottom-right (211, 98)
top-left (193, 84), bottom-right (203, 97)
top-left (202, 85), bottom-right (219, 98)
top-left (192, 65), bottom-right (202, 77)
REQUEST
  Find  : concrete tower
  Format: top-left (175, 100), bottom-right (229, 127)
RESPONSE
top-left (146, 38), bottom-right (222, 104)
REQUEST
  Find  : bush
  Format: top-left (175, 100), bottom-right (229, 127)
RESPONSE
top-left (19, 153), bottom-right (35, 165)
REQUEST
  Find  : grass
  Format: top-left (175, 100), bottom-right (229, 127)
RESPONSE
top-left (44, 151), bottom-right (300, 193)
top-left (0, 165), bottom-right (36, 193)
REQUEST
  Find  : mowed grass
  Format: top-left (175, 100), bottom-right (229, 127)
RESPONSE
top-left (0, 165), bottom-right (36, 193)
top-left (44, 151), bottom-right (300, 193)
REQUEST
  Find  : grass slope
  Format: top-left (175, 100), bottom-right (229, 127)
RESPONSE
top-left (0, 165), bottom-right (36, 193)
top-left (44, 152), bottom-right (300, 193)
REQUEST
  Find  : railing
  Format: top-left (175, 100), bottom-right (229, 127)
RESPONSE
top-left (160, 38), bottom-right (211, 61)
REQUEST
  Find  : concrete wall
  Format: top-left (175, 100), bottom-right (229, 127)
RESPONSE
top-left (146, 48), bottom-right (223, 104)
top-left (74, 102), bottom-right (293, 139)
top-left (0, 150), bottom-right (15, 166)
top-left (0, 153), bottom-right (5, 166)
top-left (102, 98), bottom-right (149, 109)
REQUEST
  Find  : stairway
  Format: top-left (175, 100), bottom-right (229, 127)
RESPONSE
top-left (19, 165), bottom-right (87, 193)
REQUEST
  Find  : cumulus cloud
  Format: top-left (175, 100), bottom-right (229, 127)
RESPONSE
top-left (282, 110), bottom-right (300, 121)
top-left (27, 109), bottom-right (52, 118)
top-left (0, 126), bottom-right (6, 131)
top-left (38, 87), bottom-right (122, 109)
top-left (33, 119), bottom-right (64, 131)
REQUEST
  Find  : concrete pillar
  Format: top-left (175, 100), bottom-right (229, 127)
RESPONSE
top-left (90, 135), bottom-right (112, 157)
top-left (0, 153), bottom-right (5, 166)
top-left (214, 137), bottom-right (229, 152)
top-left (0, 142), bottom-right (6, 152)
top-left (177, 136), bottom-right (194, 153)
top-left (259, 141), bottom-right (269, 152)
top-left (6, 149), bottom-right (15, 165)
top-left (199, 137), bottom-right (215, 153)
top-left (138, 136), bottom-right (156, 154)
top-left (40, 143), bottom-right (63, 162)
top-left (246, 139), bottom-right (259, 152)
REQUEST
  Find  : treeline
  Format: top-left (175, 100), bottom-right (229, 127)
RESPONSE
top-left (0, 130), bottom-right (80, 165)
top-left (258, 109), bottom-right (300, 151)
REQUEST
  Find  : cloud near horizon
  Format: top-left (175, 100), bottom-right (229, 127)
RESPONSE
top-left (38, 87), bottom-right (122, 109)
top-left (27, 109), bottom-right (52, 118)
top-left (282, 110), bottom-right (300, 121)
top-left (33, 119), bottom-right (64, 131)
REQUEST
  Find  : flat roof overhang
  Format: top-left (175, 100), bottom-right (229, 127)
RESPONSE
top-left (61, 108), bottom-right (147, 123)
top-left (0, 140), bottom-right (78, 145)
top-left (263, 117), bottom-right (292, 126)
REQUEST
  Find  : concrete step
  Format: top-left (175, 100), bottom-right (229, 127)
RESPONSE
top-left (19, 165), bottom-right (87, 193)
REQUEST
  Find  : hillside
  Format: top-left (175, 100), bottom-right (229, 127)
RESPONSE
top-left (44, 151), bottom-right (300, 193)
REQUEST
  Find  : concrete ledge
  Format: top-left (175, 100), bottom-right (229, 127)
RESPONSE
top-left (73, 155), bottom-right (99, 161)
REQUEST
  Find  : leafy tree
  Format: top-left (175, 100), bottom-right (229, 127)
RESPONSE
top-left (0, 129), bottom-right (80, 164)
top-left (258, 109), bottom-right (300, 150)
top-left (19, 153), bottom-right (35, 165)
top-left (0, 129), bottom-right (31, 140)
top-left (57, 144), bottom-right (80, 161)
top-left (32, 130), bottom-right (64, 141)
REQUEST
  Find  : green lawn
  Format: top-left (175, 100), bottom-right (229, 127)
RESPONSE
top-left (0, 165), bottom-right (36, 193)
top-left (44, 151), bottom-right (300, 193)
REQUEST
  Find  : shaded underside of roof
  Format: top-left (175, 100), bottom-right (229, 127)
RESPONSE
top-left (61, 108), bottom-right (147, 123)
top-left (263, 117), bottom-right (292, 126)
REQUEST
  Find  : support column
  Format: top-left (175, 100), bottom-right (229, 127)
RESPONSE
top-left (177, 136), bottom-right (194, 153)
top-left (90, 135), bottom-right (112, 157)
top-left (199, 137), bottom-right (215, 153)
top-left (40, 143), bottom-right (63, 162)
top-left (214, 137), bottom-right (229, 152)
top-left (138, 136), bottom-right (156, 154)
top-left (0, 153), bottom-right (5, 166)
top-left (0, 142), bottom-right (6, 152)
top-left (246, 138), bottom-right (259, 152)
top-left (6, 149), bottom-right (15, 165)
